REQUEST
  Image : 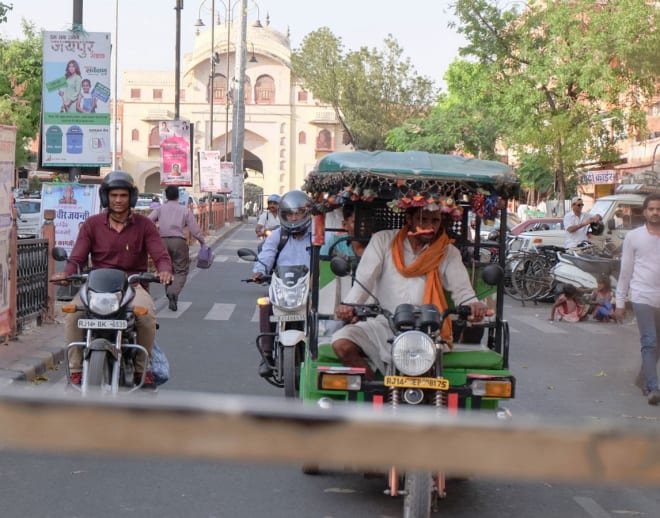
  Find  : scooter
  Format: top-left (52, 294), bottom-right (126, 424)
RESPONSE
top-left (551, 248), bottom-right (619, 292)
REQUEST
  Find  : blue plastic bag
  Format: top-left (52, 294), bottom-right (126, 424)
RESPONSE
top-left (150, 342), bottom-right (170, 386)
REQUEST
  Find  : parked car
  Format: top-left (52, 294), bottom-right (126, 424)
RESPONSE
top-left (510, 217), bottom-right (563, 235)
top-left (15, 198), bottom-right (42, 238)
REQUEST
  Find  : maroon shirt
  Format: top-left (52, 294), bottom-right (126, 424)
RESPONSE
top-left (65, 212), bottom-right (172, 276)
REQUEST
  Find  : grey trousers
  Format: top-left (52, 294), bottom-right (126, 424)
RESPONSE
top-left (162, 236), bottom-right (190, 298)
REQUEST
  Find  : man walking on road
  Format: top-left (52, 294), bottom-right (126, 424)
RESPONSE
top-left (149, 186), bottom-right (206, 311)
top-left (615, 193), bottom-right (660, 405)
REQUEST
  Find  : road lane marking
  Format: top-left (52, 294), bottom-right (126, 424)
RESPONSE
top-left (156, 301), bottom-right (192, 318)
top-left (213, 255), bottom-right (229, 262)
top-left (204, 303), bottom-right (236, 321)
top-left (251, 306), bottom-right (259, 322)
top-left (573, 496), bottom-right (612, 518)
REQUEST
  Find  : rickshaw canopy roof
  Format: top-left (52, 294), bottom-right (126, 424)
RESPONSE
top-left (304, 151), bottom-right (519, 203)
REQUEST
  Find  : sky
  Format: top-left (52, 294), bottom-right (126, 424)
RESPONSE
top-left (2, 0), bottom-right (466, 95)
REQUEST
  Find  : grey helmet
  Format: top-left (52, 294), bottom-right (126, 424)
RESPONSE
top-left (278, 190), bottom-right (312, 235)
top-left (99, 171), bottom-right (139, 208)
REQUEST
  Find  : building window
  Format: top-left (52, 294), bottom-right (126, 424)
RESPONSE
top-left (317, 129), bottom-right (332, 151)
top-left (297, 90), bottom-right (308, 102)
top-left (279, 160), bottom-right (285, 171)
top-left (148, 126), bottom-right (160, 148)
top-left (280, 137), bottom-right (285, 146)
top-left (280, 123), bottom-right (286, 134)
top-left (130, 88), bottom-right (141, 99)
top-left (131, 129), bottom-right (140, 141)
top-left (298, 131), bottom-right (306, 145)
top-left (280, 149), bottom-right (286, 158)
top-left (255, 75), bottom-right (275, 104)
top-left (153, 89), bottom-right (163, 100)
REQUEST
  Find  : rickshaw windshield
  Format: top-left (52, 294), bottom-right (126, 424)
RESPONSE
top-left (303, 150), bottom-right (520, 363)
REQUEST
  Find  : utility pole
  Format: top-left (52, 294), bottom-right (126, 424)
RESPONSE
top-left (69, 0), bottom-right (83, 181)
top-left (231, 0), bottom-right (247, 220)
top-left (174, 0), bottom-right (183, 120)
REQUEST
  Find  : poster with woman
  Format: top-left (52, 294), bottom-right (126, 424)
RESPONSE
top-left (159, 119), bottom-right (192, 186)
top-left (42, 31), bottom-right (111, 167)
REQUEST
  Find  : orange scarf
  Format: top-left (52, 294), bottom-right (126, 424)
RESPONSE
top-left (392, 226), bottom-right (453, 342)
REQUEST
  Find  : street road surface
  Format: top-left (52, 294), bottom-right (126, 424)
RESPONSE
top-left (1, 223), bottom-right (657, 518)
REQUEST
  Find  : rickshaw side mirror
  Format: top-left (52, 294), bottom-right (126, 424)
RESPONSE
top-left (481, 264), bottom-right (504, 286)
top-left (52, 246), bottom-right (68, 262)
top-left (329, 256), bottom-right (352, 277)
top-left (237, 248), bottom-right (258, 262)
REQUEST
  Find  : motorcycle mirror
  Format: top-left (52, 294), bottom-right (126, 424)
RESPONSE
top-left (52, 246), bottom-right (68, 262)
top-left (481, 264), bottom-right (504, 286)
top-left (606, 219), bottom-right (616, 231)
top-left (237, 248), bottom-right (258, 262)
top-left (589, 220), bottom-right (605, 236)
top-left (329, 255), bottom-right (352, 277)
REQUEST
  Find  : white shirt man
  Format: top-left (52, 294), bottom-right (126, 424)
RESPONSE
top-left (563, 196), bottom-right (599, 249)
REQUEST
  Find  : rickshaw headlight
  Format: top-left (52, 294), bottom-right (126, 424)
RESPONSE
top-left (88, 292), bottom-right (121, 315)
top-left (392, 331), bottom-right (436, 376)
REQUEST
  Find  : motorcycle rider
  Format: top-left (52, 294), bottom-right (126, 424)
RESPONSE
top-left (251, 190), bottom-right (313, 376)
top-left (51, 171), bottom-right (173, 388)
top-left (255, 194), bottom-right (281, 238)
top-left (332, 204), bottom-right (488, 380)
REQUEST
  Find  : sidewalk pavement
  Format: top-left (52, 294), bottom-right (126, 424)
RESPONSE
top-left (0, 219), bottom-right (245, 386)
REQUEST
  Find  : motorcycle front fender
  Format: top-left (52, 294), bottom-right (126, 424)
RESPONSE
top-left (87, 337), bottom-right (119, 360)
top-left (279, 329), bottom-right (305, 347)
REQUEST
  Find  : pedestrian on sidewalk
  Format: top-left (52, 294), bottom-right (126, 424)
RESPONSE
top-left (614, 193), bottom-right (660, 405)
top-left (149, 186), bottom-right (205, 311)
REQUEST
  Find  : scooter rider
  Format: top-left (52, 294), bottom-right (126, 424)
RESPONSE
top-left (255, 194), bottom-right (281, 238)
top-left (51, 171), bottom-right (173, 388)
top-left (251, 190), bottom-right (313, 376)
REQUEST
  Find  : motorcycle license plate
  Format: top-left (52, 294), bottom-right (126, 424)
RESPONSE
top-left (384, 376), bottom-right (449, 390)
top-left (78, 319), bottom-right (127, 330)
top-left (270, 314), bottom-right (306, 322)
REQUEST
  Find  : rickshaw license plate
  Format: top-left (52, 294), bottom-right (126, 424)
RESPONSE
top-left (78, 319), bottom-right (127, 330)
top-left (384, 376), bottom-right (449, 390)
top-left (270, 314), bottom-right (306, 322)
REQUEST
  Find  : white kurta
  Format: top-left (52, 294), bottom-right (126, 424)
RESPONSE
top-left (332, 229), bottom-right (476, 374)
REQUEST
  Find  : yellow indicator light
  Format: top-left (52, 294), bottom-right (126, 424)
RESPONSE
top-left (484, 381), bottom-right (512, 398)
top-left (257, 297), bottom-right (270, 306)
top-left (62, 304), bottom-right (78, 313)
top-left (133, 306), bottom-right (148, 316)
top-left (320, 374), bottom-right (361, 391)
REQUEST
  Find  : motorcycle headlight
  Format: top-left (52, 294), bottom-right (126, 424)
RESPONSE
top-left (270, 277), bottom-right (308, 309)
top-left (392, 331), bottom-right (436, 376)
top-left (88, 292), bottom-right (121, 315)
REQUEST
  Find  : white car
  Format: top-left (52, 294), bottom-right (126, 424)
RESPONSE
top-left (15, 199), bottom-right (42, 238)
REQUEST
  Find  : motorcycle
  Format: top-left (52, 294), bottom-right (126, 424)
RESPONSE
top-left (257, 225), bottom-right (278, 253)
top-left (51, 247), bottom-right (162, 394)
top-left (238, 248), bottom-right (309, 398)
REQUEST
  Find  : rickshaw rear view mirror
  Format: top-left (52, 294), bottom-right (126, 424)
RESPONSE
top-left (481, 264), bottom-right (504, 286)
top-left (237, 248), bottom-right (258, 262)
top-left (330, 256), bottom-right (351, 277)
top-left (52, 246), bottom-right (68, 262)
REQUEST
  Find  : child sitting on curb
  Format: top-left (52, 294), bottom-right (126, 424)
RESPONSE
top-left (550, 284), bottom-right (588, 322)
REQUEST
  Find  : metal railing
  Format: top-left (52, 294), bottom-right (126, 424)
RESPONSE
top-left (15, 238), bottom-right (49, 331)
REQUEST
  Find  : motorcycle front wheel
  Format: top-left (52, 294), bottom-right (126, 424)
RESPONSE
top-left (403, 472), bottom-right (432, 518)
top-left (282, 345), bottom-right (300, 399)
top-left (86, 349), bottom-right (112, 387)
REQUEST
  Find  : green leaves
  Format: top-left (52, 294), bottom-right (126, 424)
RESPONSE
top-left (291, 29), bottom-right (436, 150)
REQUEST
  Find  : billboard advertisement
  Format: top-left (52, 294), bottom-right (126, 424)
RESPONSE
top-left (159, 120), bottom-right (192, 187)
top-left (0, 125), bottom-right (17, 335)
top-left (41, 31), bottom-right (112, 167)
top-left (40, 182), bottom-right (101, 255)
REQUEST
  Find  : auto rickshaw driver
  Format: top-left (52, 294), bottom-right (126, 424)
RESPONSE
top-left (332, 203), bottom-right (488, 380)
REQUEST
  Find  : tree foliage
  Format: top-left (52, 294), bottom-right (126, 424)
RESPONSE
top-left (449, 0), bottom-right (660, 202)
top-left (0, 18), bottom-right (42, 166)
top-left (386, 60), bottom-right (501, 159)
top-left (291, 28), bottom-right (437, 150)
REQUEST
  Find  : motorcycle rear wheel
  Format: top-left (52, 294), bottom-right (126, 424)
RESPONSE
top-left (403, 472), bottom-right (432, 518)
top-left (86, 350), bottom-right (112, 387)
